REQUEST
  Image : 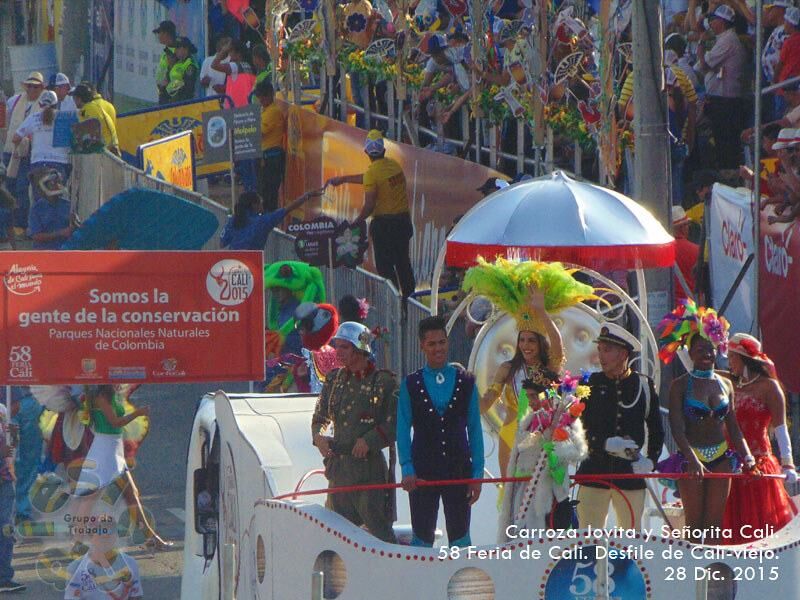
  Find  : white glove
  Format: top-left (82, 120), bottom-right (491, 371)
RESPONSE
top-left (631, 457), bottom-right (654, 474)
top-left (783, 466), bottom-right (798, 485)
top-left (604, 436), bottom-right (639, 459)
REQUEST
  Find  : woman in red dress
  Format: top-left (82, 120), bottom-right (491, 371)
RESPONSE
top-left (722, 333), bottom-right (798, 544)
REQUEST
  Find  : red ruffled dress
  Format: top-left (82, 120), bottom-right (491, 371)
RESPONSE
top-left (722, 394), bottom-right (797, 544)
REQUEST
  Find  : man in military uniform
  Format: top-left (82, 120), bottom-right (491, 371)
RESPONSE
top-left (576, 323), bottom-right (664, 529)
top-left (312, 321), bottom-right (398, 543)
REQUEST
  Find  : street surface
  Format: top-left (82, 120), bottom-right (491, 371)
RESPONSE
top-left (11, 381), bottom-right (249, 599)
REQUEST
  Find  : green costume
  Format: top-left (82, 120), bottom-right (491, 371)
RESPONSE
top-left (264, 261), bottom-right (325, 343)
top-left (311, 366), bottom-right (398, 543)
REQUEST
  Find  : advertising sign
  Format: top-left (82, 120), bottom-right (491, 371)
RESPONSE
top-left (289, 217), bottom-right (368, 267)
top-left (0, 251), bottom-right (264, 384)
top-left (759, 214), bottom-right (799, 393)
top-left (202, 105), bottom-right (262, 163)
top-left (118, 96), bottom-right (228, 177)
top-left (707, 184), bottom-right (755, 334)
top-left (138, 131), bottom-right (195, 191)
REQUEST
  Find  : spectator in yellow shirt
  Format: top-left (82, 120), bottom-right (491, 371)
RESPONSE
top-left (254, 81), bottom-right (286, 212)
top-left (325, 130), bottom-right (416, 298)
top-left (70, 84), bottom-right (119, 156)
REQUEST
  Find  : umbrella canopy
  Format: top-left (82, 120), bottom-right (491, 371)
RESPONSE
top-left (62, 187), bottom-right (219, 250)
top-left (445, 171), bottom-right (675, 270)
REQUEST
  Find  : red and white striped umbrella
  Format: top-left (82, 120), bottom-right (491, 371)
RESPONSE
top-left (445, 171), bottom-right (675, 270)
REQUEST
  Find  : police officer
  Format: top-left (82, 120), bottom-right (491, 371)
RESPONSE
top-left (311, 322), bottom-right (398, 542)
top-left (576, 323), bottom-right (664, 529)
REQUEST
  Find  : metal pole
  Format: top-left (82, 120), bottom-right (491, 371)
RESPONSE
top-left (362, 83), bottom-right (371, 130)
top-left (574, 143), bottom-right (582, 177)
top-left (752, 0), bottom-right (763, 337)
top-left (339, 70), bottom-right (348, 122)
top-left (517, 120), bottom-right (525, 174)
top-left (229, 134), bottom-right (235, 211)
top-left (545, 127), bottom-right (554, 173)
top-left (311, 571), bottom-right (324, 600)
top-left (475, 117), bottom-right (482, 164)
top-left (387, 82), bottom-right (396, 139)
top-left (632, 0), bottom-right (672, 347)
top-left (489, 125), bottom-right (498, 169)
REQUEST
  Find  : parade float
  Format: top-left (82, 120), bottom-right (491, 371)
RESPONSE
top-left (180, 172), bottom-right (800, 599)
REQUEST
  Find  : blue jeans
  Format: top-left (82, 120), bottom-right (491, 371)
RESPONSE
top-left (671, 143), bottom-right (688, 206)
top-left (236, 158), bottom-right (258, 193)
top-left (0, 478), bottom-right (15, 582)
top-left (13, 394), bottom-right (43, 518)
top-left (12, 156), bottom-right (31, 230)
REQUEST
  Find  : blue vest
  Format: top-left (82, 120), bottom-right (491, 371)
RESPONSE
top-left (407, 367), bottom-right (475, 480)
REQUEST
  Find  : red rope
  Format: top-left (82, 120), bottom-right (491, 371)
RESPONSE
top-left (271, 471), bottom-right (784, 501)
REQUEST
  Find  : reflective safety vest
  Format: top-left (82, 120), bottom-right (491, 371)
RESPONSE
top-left (167, 57), bottom-right (198, 96)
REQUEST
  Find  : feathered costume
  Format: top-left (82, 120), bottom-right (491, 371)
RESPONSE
top-left (656, 299), bottom-right (730, 363)
top-left (263, 261), bottom-right (326, 358)
top-left (462, 258), bottom-right (599, 460)
top-left (293, 302), bottom-right (343, 393)
top-left (35, 385), bottom-right (149, 475)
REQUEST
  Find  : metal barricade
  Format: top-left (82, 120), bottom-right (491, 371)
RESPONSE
top-left (263, 228), bottom-right (412, 376)
top-left (69, 151), bottom-right (230, 249)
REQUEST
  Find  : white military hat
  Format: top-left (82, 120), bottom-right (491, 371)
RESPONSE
top-left (594, 322), bottom-right (642, 353)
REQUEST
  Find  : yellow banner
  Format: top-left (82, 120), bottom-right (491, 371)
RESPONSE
top-left (139, 131), bottom-right (195, 191)
top-left (118, 98), bottom-right (229, 177)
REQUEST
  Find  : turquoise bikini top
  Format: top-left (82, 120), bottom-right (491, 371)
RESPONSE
top-left (684, 373), bottom-right (729, 421)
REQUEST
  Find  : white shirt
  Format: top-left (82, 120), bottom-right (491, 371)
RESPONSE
top-left (424, 46), bottom-right (470, 91)
top-left (15, 111), bottom-right (70, 165)
top-left (58, 95), bottom-right (78, 113)
top-left (64, 552), bottom-right (143, 599)
top-left (702, 28), bottom-right (747, 98)
top-left (200, 55), bottom-right (228, 96)
top-left (763, 25), bottom-right (789, 84)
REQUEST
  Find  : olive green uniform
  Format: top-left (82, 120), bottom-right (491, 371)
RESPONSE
top-left (311, 366), bottom-right (398, 542)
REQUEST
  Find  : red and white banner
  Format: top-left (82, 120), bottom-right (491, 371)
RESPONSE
top-left (759, 216), bottom-right (799, 393)
top-left (0, 251), bottom-right (264, 384)
top-left (708, 184), bottom-right (756, 334)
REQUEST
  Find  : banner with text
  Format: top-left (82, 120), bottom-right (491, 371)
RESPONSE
top-left (138, 131), bottom-right (195, 191)
top-left (759, 214), bottom-right (800, 393)
top-left (707, 184), bottom-right (755, 335)
top-left (1, 251), bottom-right (264, 384)
top-left (118, 96), bottom-right (228, 177)
top-left (281, 101), bottom-right (504, 284)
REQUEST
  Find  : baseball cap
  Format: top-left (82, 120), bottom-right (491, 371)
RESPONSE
top-left (48, 73), bottom-right (70, 87)
top-left (38, 90), bottom-right (58, 107)
top-left (68, 83), bottom-right (94, 102)
top-left (175, 37), bottom-right (197, 53)
top-left (711, 5), bottom-right (735, 22)
top-left (23, 71), bottom-right (44, 85)
top-left (786, 6), bottom-right (800, 25)
top-left (364, 130), bottom-right (385, 156)
top-left (152, 20), bottom-right (177, 35)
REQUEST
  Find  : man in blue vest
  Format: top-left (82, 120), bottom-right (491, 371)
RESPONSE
top-left (397, 316), bottom-right (484, 547)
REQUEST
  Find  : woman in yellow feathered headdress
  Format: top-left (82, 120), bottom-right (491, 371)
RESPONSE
top-left (463, 258), bottom-right (599, 476)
